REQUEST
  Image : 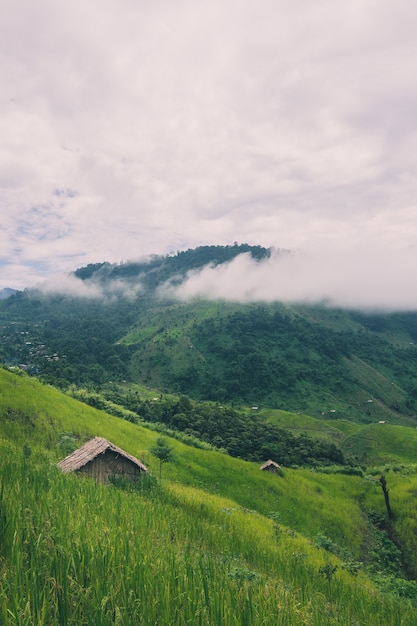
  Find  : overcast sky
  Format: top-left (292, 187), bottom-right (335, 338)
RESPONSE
top-left (2, 0), bottom-right (417, 308)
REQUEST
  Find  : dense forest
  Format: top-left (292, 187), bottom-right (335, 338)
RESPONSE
top-left (68, 386), bottom-right (345, 467)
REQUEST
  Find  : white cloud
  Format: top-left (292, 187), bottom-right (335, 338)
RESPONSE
top-left (36, 274), bottom-right (104, 298)
top-left (167, 245), bottom-right (417, 311)
top-left (1, 0), bottom-right (417, 306)
top-left (36, 272), bottom-right (143, 301)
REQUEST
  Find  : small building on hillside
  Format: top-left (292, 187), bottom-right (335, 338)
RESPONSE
top-left (260, 459), bottom-right (282, 474)
top-left (57, 436), bottom-right (148, 483)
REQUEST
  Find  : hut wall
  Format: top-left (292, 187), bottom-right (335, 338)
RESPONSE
top-left (78, 450), bottom-right (142, 483)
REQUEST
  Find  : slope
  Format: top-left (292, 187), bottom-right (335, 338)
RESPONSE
top-left (263, 407), bottom-right (417, 465)
top-left (1, 367), bottom-right (417, 624)
top-left (1, 246), bottom-right (417, 428)
top-left (122, 298), bottom-right (417, 423)
top-left (1, 367), bottom-right (416, 562)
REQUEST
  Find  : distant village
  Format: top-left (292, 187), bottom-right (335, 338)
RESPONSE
top-left (0, 320), bottom-right (60, 374)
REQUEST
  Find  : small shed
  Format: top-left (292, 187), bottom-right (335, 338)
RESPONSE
top-left (57, 437), bottom-right (148, 483)
top-left (260, 459), bottom-right (282, 474)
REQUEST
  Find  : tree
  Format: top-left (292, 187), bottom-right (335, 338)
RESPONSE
top-left (380, 474), bottom-right (394, 520)
top-left (149, 437), bottom-right (175, 478)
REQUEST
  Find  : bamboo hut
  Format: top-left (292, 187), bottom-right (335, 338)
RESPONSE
top-left (57, 437), bottom-right (148, 483)
top-left (260, 459), bottom-right (282, 474)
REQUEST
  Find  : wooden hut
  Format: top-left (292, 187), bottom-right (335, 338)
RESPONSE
top-left (57, 437), bottom-right (148, 483)
top-left (260, 459), bottom-right (282, 474)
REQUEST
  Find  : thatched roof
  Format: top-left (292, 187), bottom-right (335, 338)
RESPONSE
top-left (260, 459), bottom-right (281, 471)
top-left (57, 437), bottom-right (148, 474)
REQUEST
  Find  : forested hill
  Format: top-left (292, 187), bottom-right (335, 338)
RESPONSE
top-left (73, 243), bottom-right (272, 289)
top-left (1, 244), bottom-right (417, 426)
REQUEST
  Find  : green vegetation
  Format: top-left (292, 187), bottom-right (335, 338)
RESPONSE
top-left (263, 408), bottom-right (417, 466)
top-left (149, 436), bottom-right (175, 478)
top-left (76, 385), bottom-right (345, 466)
top-left (1, 244), bottom-right (417, 622)
top-left (1, 367), bottom-right (417, 624)
top-left (4, 452), bottom-right (415, 626)
top-left (1, 245), bottom-right (417, 427)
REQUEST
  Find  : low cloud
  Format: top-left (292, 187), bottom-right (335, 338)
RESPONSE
top-left (165, 246), bottom-right (417, 311)
top-left (36, 273), bottom-right (143, 301)
top-left (30, 243), bottom-right (417, 311)
top-left (101, 278), bottom-right (143, 301)
top-left (36, 274), bottom-right (104, 298)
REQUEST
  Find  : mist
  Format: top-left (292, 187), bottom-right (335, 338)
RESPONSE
top-left (36, 273), bottom-right (143, 301)
top-left (36, 274), bottom-right (103, 298)
top-left (165, 245), bottom-right (417, 311)
top-left (34, 243), bottom-right (417, 312)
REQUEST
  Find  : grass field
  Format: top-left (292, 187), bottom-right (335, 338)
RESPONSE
top-left (1, 366), bottom-right (417, 624)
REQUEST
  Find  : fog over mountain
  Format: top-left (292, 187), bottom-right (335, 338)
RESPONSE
top-left (38, 273), bottom-right (142, 301)
top-left (165, 244), bottom-right (417, 311)
top-left (33, 241), bottom-right (417, 312)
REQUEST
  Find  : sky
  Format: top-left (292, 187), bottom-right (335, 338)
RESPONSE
top-left (1, 0), bottom-right (417, 308)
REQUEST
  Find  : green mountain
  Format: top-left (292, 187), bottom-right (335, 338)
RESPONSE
top-left (1, 245), bottom-right (416, 428)
top-left (1, 366), bottom-right (417, 624)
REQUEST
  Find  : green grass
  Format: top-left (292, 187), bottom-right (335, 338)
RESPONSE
top-left (0, 366), bottom-right (414, 550)
top-left (121, 300), bottom-right (239, 346)
top-left (0, 368), bottom-right (367, 550)
top-left (1, 367), bottom-right (417, 624)
top-left (262, 408), bottom-right (350, 444)
top-left (343, 424), bottom-right (417, 465)
top-left (0, 451), bottom-right (415, 625)
top-left (263, 406), bottom-right (417, 466)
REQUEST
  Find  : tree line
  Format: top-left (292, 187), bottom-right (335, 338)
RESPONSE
top-left (76, 387), bottom-right (345, 467)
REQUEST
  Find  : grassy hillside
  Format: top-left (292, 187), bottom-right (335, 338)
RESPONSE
top-left (342, 423), bottom-right (417, 465)
top-left (121, 298), bottom-right (417, 422)
top-left (0, 368), bottom-right (360, 538)
top-left (4, 452), bottom-right (415, 626)
top-left (263, 408), bottom-right (417, 465)
top-left (1, 367), bottom-right (417, 624)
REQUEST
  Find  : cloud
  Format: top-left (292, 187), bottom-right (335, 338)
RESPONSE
top-left (1, 0), bottom-right (417, 295)
top-left (36, 272), bottom-right (143, 301)
top-left (36, 274), bottom-right (104, 298)
top-left (165, 245), bottom-right (417, 311)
